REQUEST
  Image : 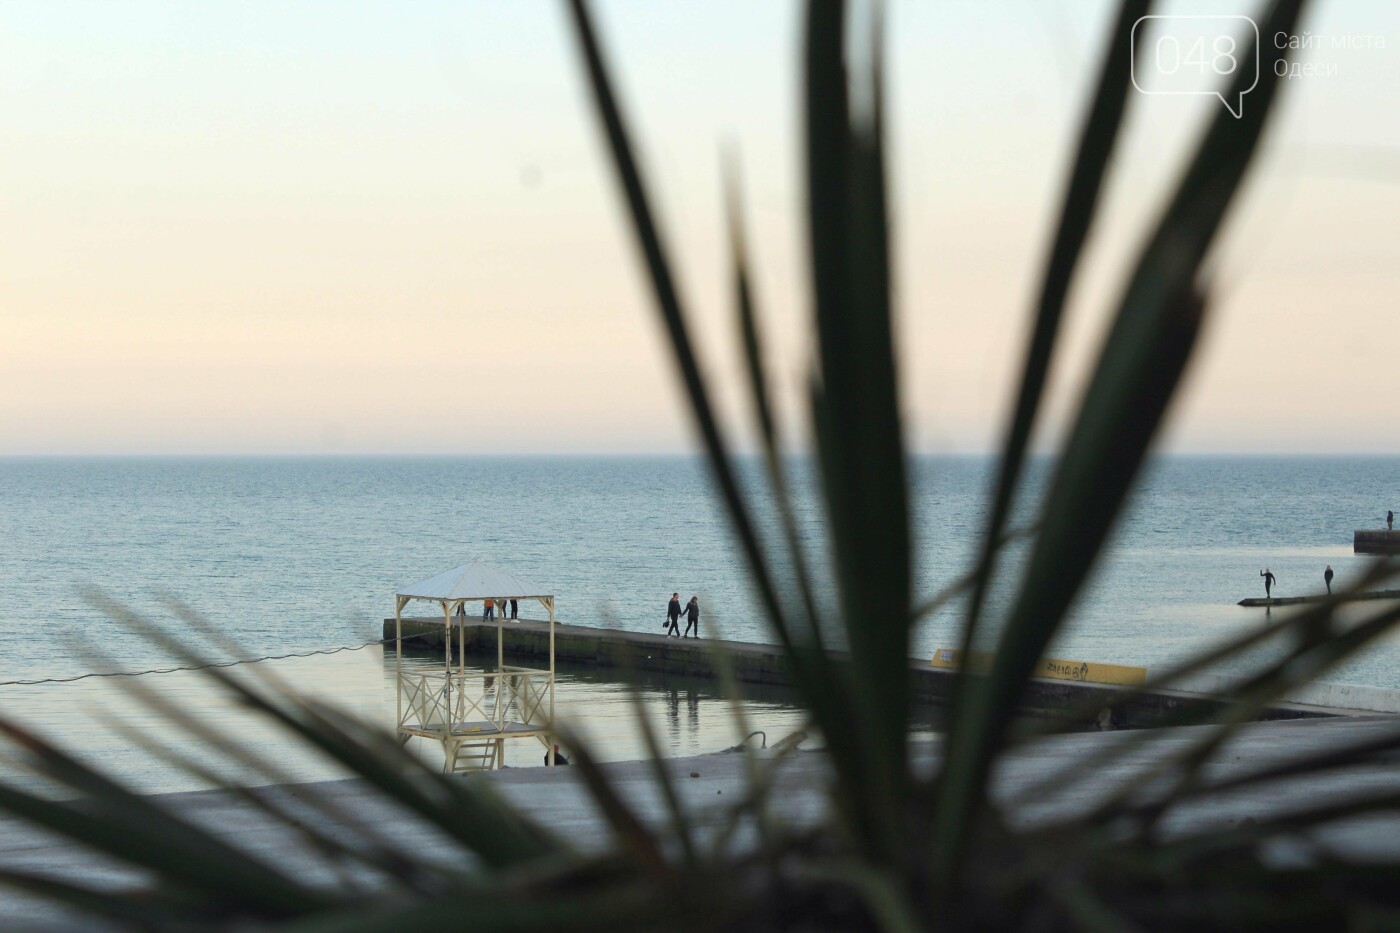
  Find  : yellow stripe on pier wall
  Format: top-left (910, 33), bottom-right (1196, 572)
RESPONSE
top-left (930, 648), bottom-right (1148, 687)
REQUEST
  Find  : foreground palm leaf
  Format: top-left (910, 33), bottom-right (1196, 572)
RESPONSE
top-left (6, 1), bottom-right (1400, 930)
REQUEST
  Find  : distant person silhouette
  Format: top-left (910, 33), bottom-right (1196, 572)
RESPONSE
top-left (665, 593), bottom-right (682, 637)
top-left (510, 598), bottom-right (518, 620)
top-left (1260, 569), bottom-right (1276, 600)
top-left (483, 598), bottom-right (495, 621)
top-left (1389, 510), bottom-right (1394, 531)
top-left (1324, 565), bottom-right (1334, 595)
top-left (682, 596), bottom-right (701, 639)
top-left (544, 744), bottom-right (570, 766)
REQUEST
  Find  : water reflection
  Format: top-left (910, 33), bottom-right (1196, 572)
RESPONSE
top-left (0, 645), bottom-right (942, 796)
top-left (392, 649), bottom-right (829, 770)
top-left (656, 687), bottom-right (704, 744)
top-left (393, 648), bottom-right (945, 770)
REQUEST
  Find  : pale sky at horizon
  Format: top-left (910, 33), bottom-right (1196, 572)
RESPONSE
top-left (3, 1), bottom-right (1398, 456)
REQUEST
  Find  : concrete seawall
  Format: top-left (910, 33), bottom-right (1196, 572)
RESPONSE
top-left (385, 617), bottom-right (1355, 728)
top-left (1354, 530), bottom-right (1400, 554)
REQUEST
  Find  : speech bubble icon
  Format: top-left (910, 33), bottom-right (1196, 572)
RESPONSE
top-left (1130, 15), bottom-right (1260, 118)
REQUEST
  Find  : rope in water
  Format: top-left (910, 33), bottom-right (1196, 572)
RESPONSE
top-left (0, 631), bottom-right (436, 689)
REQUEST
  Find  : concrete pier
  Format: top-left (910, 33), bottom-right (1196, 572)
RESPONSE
top-left (1237, 587), bottom-right (1400, 607)
top-left (386, 617), bottom-right (1355, 728)
top-left (1354, 530), bottom-right (1400, 554)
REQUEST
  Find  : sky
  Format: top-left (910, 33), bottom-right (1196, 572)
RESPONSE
top-left (2, 1), bottom-right (1398, 455)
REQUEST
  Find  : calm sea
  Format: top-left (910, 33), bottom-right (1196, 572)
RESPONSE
top-left (0, 455), bottom-right (1396, 791)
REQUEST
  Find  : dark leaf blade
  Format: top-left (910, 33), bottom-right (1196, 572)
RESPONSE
top-left (723, 158), bottom-right (826, 657)
top-left (300, 697), bottom-right (565, 866)
top-left (91, 592), bottom-right (561, 869)
top-left (803, 0), bottom-right (912, 862)
top-left (0, 777), bottom-right (322, 919)
top-left (564, 0), bottom-right (811, 750)
top-left (722, 160), bottom-right (866, 823)
top-left (913, 523), bottom-right (1039, 622)
top-left (549, 722), bottom-right (673, 880)
top-left (1142, 790), bottom-right (1400, 871)
top-left (94, 712), bottom-right (414, 891)
top-left (956, 0), bottom-right (1150, 692)
top-left (997, 565), bottom-right (1399, 815)
top-left (0, 868), bottom-right (204, 929)
top-left (279, 881), bottom-right (667, 933)
top-left (95, 660), bottom-right (435, 887)
top-left (998, 561), bottom-right (1399, 813)
top-left (0, 718), bottom-right (331, 916)
top-left (934, 0), bottom-right (1307, 884)
top-left (614, 641), bottom-right (698, 868)
top-left (1135, 721), bottom-right (1400, 820)
top-left (569, 0), bottom-right (879, 856)
top-left (1098, 599), bottom-right (1400, 831)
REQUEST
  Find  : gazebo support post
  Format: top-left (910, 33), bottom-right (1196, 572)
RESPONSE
top-left (497, 603), bottom-right (504, 721)
top-left (395, 596), bottom-right (404, 736)
top-left (443, 600), bottom-right (453, 723)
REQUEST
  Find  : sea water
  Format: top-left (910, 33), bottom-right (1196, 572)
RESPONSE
top-left (0, 455), bottom-right (1395, 791)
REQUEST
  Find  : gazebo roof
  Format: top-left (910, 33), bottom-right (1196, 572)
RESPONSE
top-left (396, 560), bottom-right (551, 602)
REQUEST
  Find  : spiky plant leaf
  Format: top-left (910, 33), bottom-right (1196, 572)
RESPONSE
top-left (933, 0), bottom-right (1307, 883)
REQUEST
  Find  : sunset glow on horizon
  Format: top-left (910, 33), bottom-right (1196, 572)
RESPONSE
top-left (4, 0), bottom-right (1398, 455)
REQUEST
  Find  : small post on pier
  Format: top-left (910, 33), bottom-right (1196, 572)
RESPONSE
top-left (442, 601), bottom-right (453, 718)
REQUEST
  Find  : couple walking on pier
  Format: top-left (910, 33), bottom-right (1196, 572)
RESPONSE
top-left (665, 593), bottom-right (701, 639)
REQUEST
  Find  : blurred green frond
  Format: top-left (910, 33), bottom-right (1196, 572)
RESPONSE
top-left (933, 0), bottom-right (1307, 883)
top-left (15, 2), bottom-right (1400, 932)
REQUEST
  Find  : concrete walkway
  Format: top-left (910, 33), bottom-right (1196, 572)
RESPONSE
top-left (3, 715), bottom-right (1400, 928)
top-left (389, 616), bottom-right (1367, 724)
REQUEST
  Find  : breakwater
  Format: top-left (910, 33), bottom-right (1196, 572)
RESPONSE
top-left (1238, 588), bottom-right (1400, 607)
top-left (1355, 530), bottom-right (1400, 554)
top-left (385, 617), bottom-right (1354, 728)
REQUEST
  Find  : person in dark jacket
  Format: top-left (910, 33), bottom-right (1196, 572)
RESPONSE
top-left (682, 596), bottom-right (700, 639)
top-left (665, 593), bottom-right (682, 637)
top-left (510, 598), bottom-right (518, 620)
top-left (544, 744), bottom-right (570, 766)
top-left (1260, 569), bottom-right (1276, 600)
top-left (1324, 565), bottom-right (1334, 595)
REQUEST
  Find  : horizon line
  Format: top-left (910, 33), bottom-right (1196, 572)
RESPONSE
top-left (6, 450), bottom-right (1400, 460)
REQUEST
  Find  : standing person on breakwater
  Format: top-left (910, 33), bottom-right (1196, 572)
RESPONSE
top-left (1260, 569), bottom-right (1277, 600)
top-left (483, 597), bottom-right (495, 621)
top-left (1389, 510), bottom-right (1394, 531)
top-left (1324, 565), bottom-right (1334, 595)
top-left (665, 593), bottom-right (682, 637)
top-left (510, 598), bottom-right (518, 620)
top-left (682, 596), bottom-right (701, 639)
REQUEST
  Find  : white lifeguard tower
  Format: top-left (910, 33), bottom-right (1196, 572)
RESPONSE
top-left (392, 560), bottom-right (558, 772)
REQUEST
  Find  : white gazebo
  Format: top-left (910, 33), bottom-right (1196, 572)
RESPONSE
top-left (393, 560), bottom-right (558, 772)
